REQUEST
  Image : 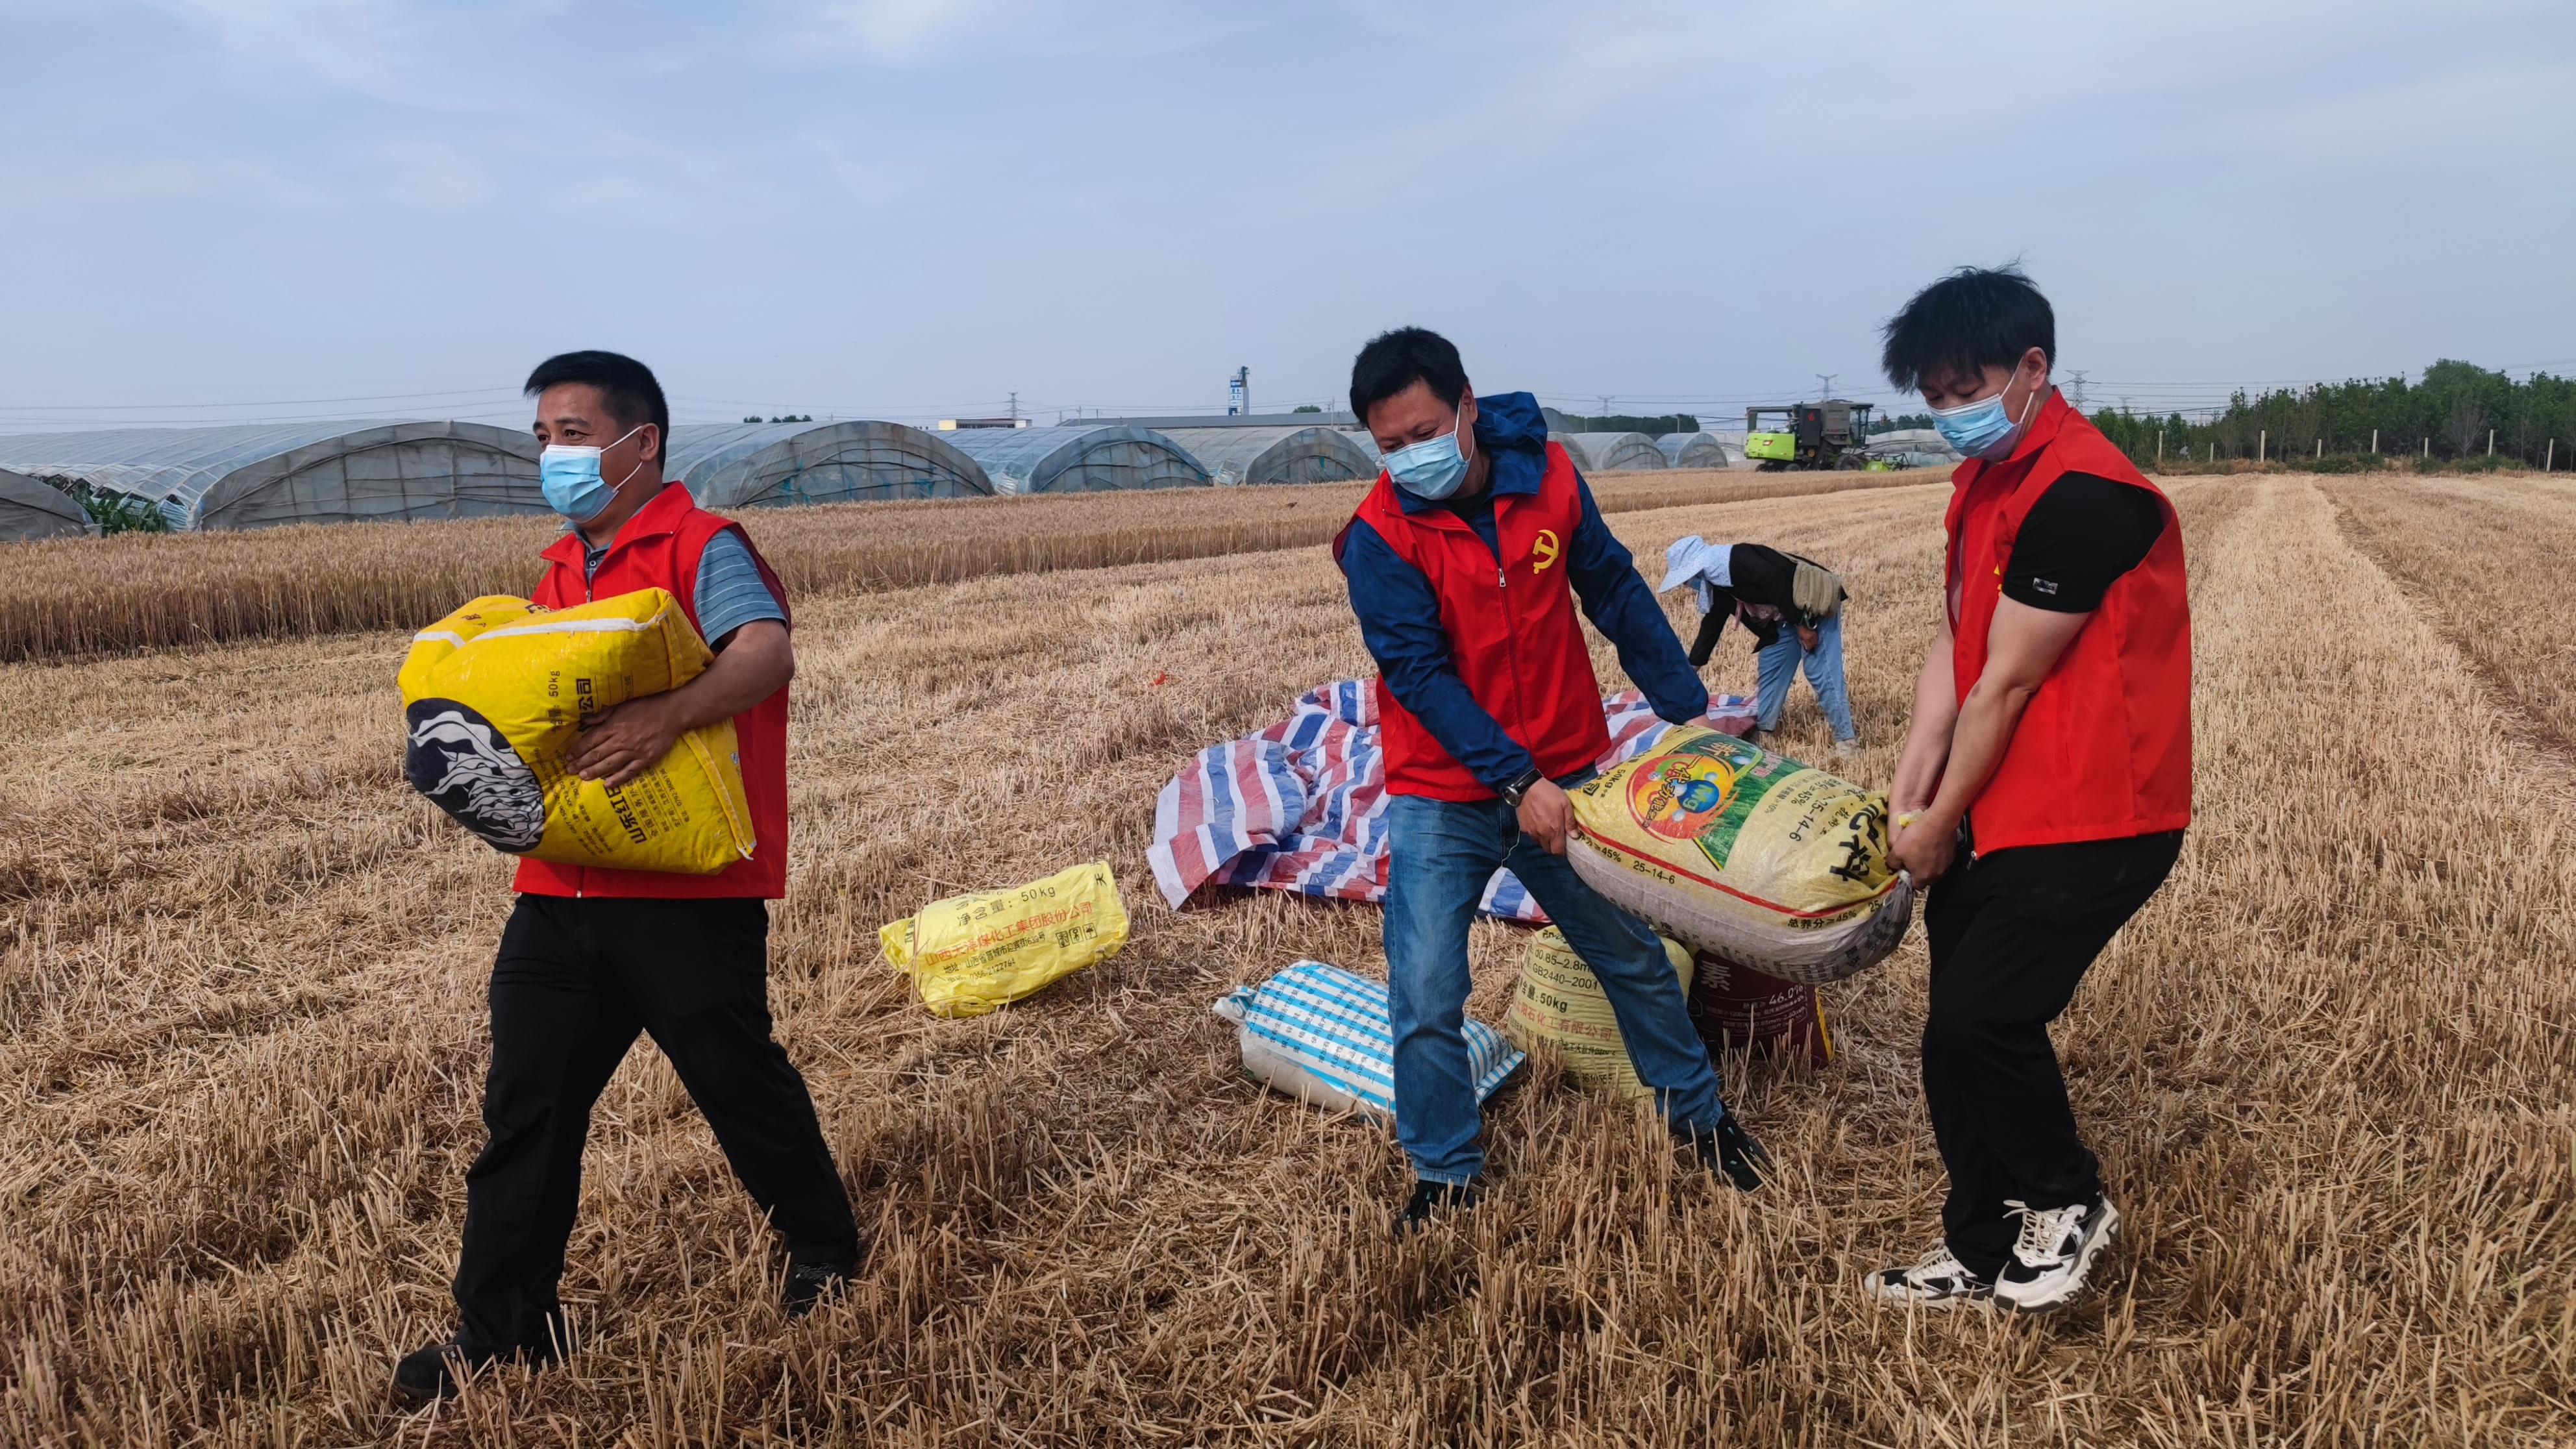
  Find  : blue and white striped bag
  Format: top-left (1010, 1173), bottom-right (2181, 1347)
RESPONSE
top-left (1213, 961), bottom-right (1525, 1119)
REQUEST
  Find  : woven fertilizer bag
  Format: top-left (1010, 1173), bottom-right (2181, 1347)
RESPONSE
top-left (1691, 954), bottom-right (1834, 1065)
top-left (1566, 724), bottom-right (1910, 984)
top-left (1505, 926), bottom-right (1694, 1096)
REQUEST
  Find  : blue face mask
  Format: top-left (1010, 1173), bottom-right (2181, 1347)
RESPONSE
top-left (1929, 377), bottom-right (2040, 461)
top-left (1382, 404), bottom-right (1473, 501)
top-left (538, 426), bottom-right (644, 523)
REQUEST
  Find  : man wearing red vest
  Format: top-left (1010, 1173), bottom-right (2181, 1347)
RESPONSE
top-left (1868, 269), bottom-right (2190, 1313)
top-left (395, 353), bottom-right (858, 1404)
top-left (1336, 328), bottom-right (1768, 1233)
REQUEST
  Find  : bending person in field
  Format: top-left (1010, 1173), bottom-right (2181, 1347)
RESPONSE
top-left (1869, 266), bottom-right (2191, 1314)
top-left (395, 351), bottom-right (861, 1405)
top-left (1336, 327), bottom-right (1769, 1233)
top-left (1658, 536), bottom-right (1858, 757)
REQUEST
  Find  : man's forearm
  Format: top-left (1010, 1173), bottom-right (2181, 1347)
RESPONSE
top-left (1890, 642), bottom-right (1959, 809)
top-left (1921, 679), bottom-right (2035, 828)
top-left (667, 623), bottom-right (793, 729)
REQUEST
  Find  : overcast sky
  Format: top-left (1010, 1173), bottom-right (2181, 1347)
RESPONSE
top-left (3, 0), bottom-right (2571, 433)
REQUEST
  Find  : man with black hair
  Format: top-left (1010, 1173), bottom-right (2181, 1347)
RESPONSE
top-left (1864, 267), bottom-right (2190, 1313)
top-left (394, 351), bottom-right (860, 1404)
top-left (1334, 327), bottom-right (1768, 1232)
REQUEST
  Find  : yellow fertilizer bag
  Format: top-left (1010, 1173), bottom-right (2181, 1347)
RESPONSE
top-left (1505, 926), bottom-right (1694, 1097)
top-left (880, 861), bottom-right (1130, 1018)
top-left (398, 590), bottom-right (756, 875)
top-left (1565, 725), bottom-right (1911, 984)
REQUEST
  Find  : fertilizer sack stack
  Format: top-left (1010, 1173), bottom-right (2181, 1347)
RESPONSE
top-left (1566, 725), bottom-right (1911, 984)
top-left (398, 591), bottom-right (755, 875)
top-left (1505, 926), bottom-right (1694, 1097)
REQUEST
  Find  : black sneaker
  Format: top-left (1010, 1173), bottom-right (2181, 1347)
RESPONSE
top-left (1992, 1195), bottom-right (2120, 1313)
top-left (1687, 1115), bottom-right (1771, 1192)
top-left (391, 1336), bottom-right (541, 1406)
top-left (1864, 1246), bottom-right (1994, 1307)
top-left (784, 1259), bottom-right (854, 1319)
top-left (1394, 1179), bottom-right (1481, 1235)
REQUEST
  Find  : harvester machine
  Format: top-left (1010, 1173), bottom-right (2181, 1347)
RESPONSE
top-left (1744, 399), bottom-right (1888, 471)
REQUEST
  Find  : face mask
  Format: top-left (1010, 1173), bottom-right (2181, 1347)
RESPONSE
top-left (1929, 373), bottom-right (2042, 461)
top-left (1382, 403), bottom-right (1473, 501)
top-left (538, 426), bottom-right (645, 523)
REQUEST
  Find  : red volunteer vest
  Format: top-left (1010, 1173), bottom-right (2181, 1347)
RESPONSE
top-left (513, 482), bottom-right (793, 900)
top-left (1945, 391), bottom-right (2192, 852)
top-left (1348, 442), bottom-right (1610, 800)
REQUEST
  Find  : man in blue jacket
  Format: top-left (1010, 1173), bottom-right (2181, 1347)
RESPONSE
top-left (1336, 327), bottom-right (1769, 1232)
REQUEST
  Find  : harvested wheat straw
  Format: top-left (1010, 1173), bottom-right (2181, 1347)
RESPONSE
top-left (0, 475), bottom-right (2569, 1444)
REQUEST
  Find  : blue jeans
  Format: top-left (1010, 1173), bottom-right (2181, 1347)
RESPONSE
top-left (1383, 780), bottom-right (1729, 1185)
top-left (1755, 612), bottom-right (1857, 743)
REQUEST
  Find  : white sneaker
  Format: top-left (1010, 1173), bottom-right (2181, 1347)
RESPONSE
top-left (1829, 737), bottom-right (1861, 761)
top-left (1991, 1196), bottom-right (2120, 1313)
top-left (1863, 1245), bottom-right (1992, 1307)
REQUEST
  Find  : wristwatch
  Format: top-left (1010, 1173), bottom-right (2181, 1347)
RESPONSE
top-left (1498, 767), bottom-right (1544, 810)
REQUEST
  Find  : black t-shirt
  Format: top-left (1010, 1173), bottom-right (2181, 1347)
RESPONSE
top-left (2003, 473), bottom-right (2166, 613)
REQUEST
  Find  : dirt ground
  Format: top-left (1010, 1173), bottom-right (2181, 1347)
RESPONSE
top-left (1, 473), bottom-right (2569, 1445)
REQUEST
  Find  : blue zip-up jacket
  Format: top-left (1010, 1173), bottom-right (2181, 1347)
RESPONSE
top-left (1339, 391), bottom-right (1709, 792)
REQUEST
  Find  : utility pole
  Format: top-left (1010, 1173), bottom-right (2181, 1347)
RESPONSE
top-left (1598, 395), bottom-right (1612, 432)
top-left (2065, 369), bottom-right (2090, 411)
top-left (1814, 373), bottom-right (1836, 401)
top-left (1008, 391), bottom-right (1019, 423)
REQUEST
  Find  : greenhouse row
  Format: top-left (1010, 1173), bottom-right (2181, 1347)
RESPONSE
top-left (0, 417), bottom-right (1742, 536)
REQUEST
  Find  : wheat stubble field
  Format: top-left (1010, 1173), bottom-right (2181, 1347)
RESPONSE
top-left (1, 471), bottom-right (2570, 1445)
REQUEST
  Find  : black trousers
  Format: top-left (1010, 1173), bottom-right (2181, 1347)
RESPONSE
top-left (1922, 830), bottom-right (2182, 1279)
top-left (452, 895), bottom-right (859, 1352)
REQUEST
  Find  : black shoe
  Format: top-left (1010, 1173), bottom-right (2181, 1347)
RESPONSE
top-left (784, 1259), bottom-right (855, 1319)
top-left (391, 1336), bottom-right (535, 1406)
top-left (1687, 1115), bottom-right (1771, 1192)
top-left (1394, 1179), bottom-right (1481, 1235)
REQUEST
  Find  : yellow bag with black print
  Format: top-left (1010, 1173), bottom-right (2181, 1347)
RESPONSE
top-left (397, 590), bottom-right (756, 874)
top-left (1565, 725), bottom-right (1910, 984)
top-left (880, 861), bottom-right (1130, 1018)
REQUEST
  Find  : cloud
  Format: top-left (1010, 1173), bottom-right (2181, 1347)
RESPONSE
top-left (769, 0), bottom-right (1233, 66)
top-left (138, 0), bottom-right (511, 112)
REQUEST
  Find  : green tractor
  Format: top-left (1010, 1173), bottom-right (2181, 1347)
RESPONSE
top-left (1745, 399), bottom-right (1880, 471)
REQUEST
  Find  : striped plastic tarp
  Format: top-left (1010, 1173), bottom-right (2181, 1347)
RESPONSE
top-left (1213, 960), bottom-right (1523, 1117)
top-left (1148, 680), bottom-right (1756, 920)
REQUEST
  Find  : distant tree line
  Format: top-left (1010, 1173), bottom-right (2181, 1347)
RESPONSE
top-left (1870, 412), bottom-right (1934, 434)
top-left (2088, 361), bottom-right (2575, 469)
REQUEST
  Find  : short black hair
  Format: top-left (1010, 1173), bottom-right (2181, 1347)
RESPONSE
top-left (1879, 266), bottom-right (2055, 393)
top-left (523, 350), bottom-right (669, 441)
top-left (1349, 327), bottom-right (1468, 424)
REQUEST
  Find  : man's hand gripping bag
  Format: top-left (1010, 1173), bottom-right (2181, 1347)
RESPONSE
top-left (1565, 724), bottom-right (1911, 984)
top-left (398, 591), bottom-right (756, 874)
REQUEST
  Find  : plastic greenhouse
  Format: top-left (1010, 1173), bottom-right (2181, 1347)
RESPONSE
top-left (1555, 432), bottom-right (1668, 473)
top-left (0, 421), bottom-right (545, 531)
top-left (665, 421), bottom-right (993, 508)
top-left (1157, 427), bottom-right (1379, 486)
top-left (0, 469), bottom-right (94, 541)
top-left (1655, 432), bottom-right (1734, 469)
top-left (939, 426), bottom-right (1209, 495)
